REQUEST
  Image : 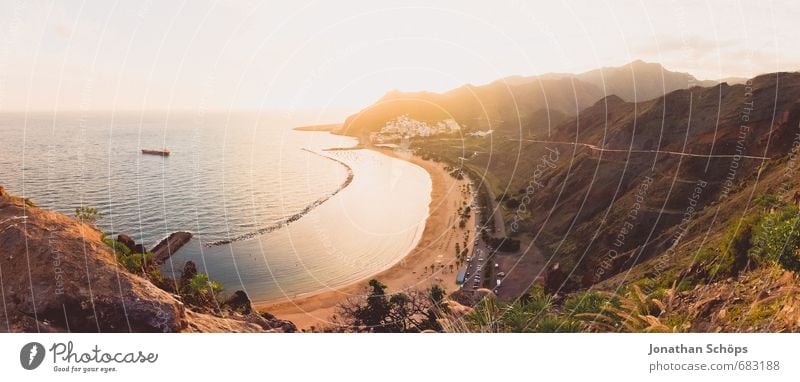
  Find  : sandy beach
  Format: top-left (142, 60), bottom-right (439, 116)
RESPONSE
top-left (257, 146), bottom-right (475, 330)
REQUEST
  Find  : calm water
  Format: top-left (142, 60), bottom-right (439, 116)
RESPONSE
top-left (0, 112), bottom-right (431, 303)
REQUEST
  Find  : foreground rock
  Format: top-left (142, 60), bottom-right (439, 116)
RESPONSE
top-left (0, 189), bottom-right (292, 332)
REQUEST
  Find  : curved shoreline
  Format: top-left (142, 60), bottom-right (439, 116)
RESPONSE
top-left (257, 146), bottom-right (476, 330)
top-left (204, 148), bottom-right (354, 247)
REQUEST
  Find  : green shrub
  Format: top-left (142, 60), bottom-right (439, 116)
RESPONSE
top-left (116, 252), bottom-right (154, 274)
top-left (522, 285), bottom-right (552, 313)
top-left (187, 273), bottom-right (224, 297)
top-left (563, 291), bottom-right (612, 316)
top-left (753, 194), bottom-right (781, 208)
top-left (75, 206), bottom-right (102, 225)
top-left (102, 234), bottom-right (157, 274)
top-left (146, 268), bottom-right (166, 285)
top-left (749, 206), bottom-right (800, 271)
top-left (535, 315), bottom-right (583, 333)
top-left (715, 213), bottom-right (761, 276)
top-left (103, 237), bottom-right (131, 256)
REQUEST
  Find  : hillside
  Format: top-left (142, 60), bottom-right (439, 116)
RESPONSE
top-left (337, 76), bottom-right (604, 137)
top-left (337, 60), bottom-right (716, 137)
top-left (0, 186), bottom-right (295, 332)
top-left (520, 72), bottom-right (800, 285)
top-left (406, 70), bottom-right (800, 331)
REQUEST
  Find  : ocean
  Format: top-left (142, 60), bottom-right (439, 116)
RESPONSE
top-left (0, 111), bottom-right (431, 303)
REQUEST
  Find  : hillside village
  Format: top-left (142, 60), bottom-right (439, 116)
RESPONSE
top-left (370, 114), bottom-right (462, 143)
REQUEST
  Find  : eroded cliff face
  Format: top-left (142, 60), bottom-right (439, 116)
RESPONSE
top-left (0, 186), bottom-right (287, 332)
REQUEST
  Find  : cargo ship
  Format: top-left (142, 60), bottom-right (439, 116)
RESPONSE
top-left (141, 148), bottom-right (171, 156)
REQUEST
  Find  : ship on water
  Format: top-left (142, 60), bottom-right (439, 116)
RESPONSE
top-left (141, 148), bottom-right (171, 156)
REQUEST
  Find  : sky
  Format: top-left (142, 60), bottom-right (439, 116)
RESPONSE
top-left (0, 0), bottom-right (797, 120)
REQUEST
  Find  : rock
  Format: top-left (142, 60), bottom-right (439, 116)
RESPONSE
top-left (0, 186), bottom-right (7, 198)
top-left (544, 262), bottom-right (566, 294)
top-left (225, 290), bottom-right (253, 314)
top-left (116, 234), bottom-right (146, 254)
top-left (0, 197), bottom-right (186, 332)
top-left (267, 318), bottom-right (297, 333)
top-left (117, 234), bottom-right (136, 252)
top-left (0, 190), bottom-right (291, 332)
top-left (247, 312), bottom-right (297, 333)
top-left (181, 261), bottom-right (198, 285)
top-left (182, 310), bottom-right (267, 333)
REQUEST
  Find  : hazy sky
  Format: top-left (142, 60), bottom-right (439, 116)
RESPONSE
top-left (0, 0), bottom-right (797, 120)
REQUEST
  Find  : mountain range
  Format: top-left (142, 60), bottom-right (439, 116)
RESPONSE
top-left (336, 60), bottom-right (734, 137)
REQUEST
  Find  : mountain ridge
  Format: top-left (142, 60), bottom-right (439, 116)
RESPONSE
top-left (337, 60), bottom-right (723, 137)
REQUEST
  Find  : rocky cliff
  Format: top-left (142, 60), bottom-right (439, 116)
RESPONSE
top-left (0, 186), bottom-right (293, 332)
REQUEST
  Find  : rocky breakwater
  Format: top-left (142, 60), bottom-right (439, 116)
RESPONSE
top-left (0, 185), bottom-right (294, 332)
top-left (113, 231), bottom-right (193, 265)
top-left (151, 231), bottom-right (193, 264)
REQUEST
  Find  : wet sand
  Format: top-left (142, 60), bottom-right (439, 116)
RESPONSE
top-left (256, 147), bottom-right (475, 330)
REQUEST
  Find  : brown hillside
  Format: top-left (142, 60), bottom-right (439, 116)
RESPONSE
top-left (0, 187), bottom-right (287, 332)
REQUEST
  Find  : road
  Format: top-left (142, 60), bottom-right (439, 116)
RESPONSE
top-left (459, 188), bottom-right (502, 295)
top-left (461, 223), bottom-right (495, 294)
top-left (508, 138), bottom-right (772, 160)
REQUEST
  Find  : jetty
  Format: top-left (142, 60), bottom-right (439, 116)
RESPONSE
top-left (152, 231), bottom-right (193, 264)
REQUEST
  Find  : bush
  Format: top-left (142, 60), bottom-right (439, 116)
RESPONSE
top-left (102, 237), bottom-right (131, 256)
top-left (715, 213), bottom-right (761, 276)
top-left (187, 273), bottom-right (224, 297)
top-left (75, 206), bottom-right (102, 225)
top-left (563, 291), bottom-right (613, 316)
top-left (336, 279), bottom-right (443, 332)
top-left (535, 315), bottom-right (583, 333)
top-left (117, 252), bottom-right (154, 274)
top-left (503, 198), bottom-right (520, 209)
top-left (753, 194), bottom-right (781, 208)
top-left (749, 206), bottom-right (800, 271)
top-left (102, 235), bottom-right (154, 274)
top-left (521, 285), bottom-right (552, 313)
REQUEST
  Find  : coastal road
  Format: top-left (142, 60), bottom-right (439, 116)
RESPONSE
top-left (507, 138), bottom-right (772, 160)
top-left (463, 235), bottom-right (492, 293)
top-left (461, 205), bottom-right (500, 295)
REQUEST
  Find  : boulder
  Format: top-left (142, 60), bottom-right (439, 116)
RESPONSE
top-left (181, 261), bottom-right (198, 285)
top-left (226, 290), bottom-right (253, 314)
top-left (132, 243), bottom-right (147, 254)
top-left (117, 234), bottom-right (136, 252)
top-left (544, 262), bottom-right (566, 295)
